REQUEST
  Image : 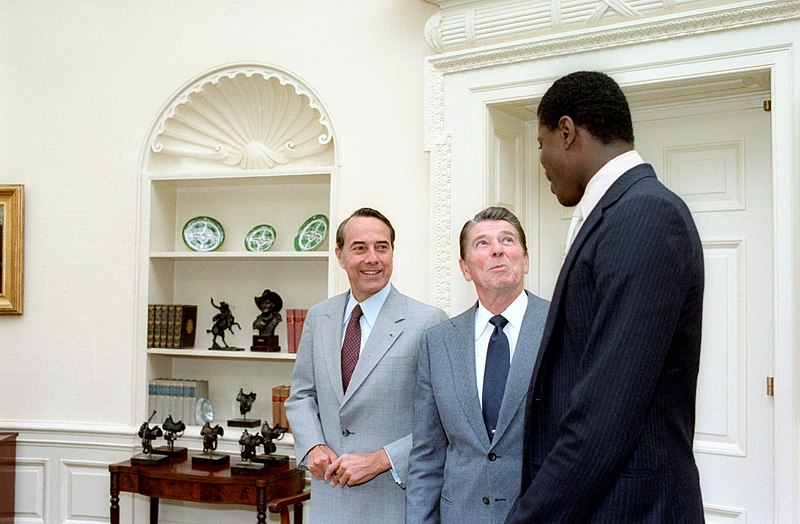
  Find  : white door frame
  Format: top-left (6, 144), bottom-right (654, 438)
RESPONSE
top-left (425, 11), bottom-right (800, 522)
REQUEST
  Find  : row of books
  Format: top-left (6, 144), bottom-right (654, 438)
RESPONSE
top-left (148, 378), bottom-right (209, 426)
top-left (285, 309), bottom-right (308, 353)
top-left (147, 304), bottom-right (198, 349)
top-left (272, 385), bottom-right (292, 432)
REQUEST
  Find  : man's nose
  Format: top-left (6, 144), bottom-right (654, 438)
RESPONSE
top-left (364, 247), bottom-right (380, 262)
top-left (490, 239), bottom-right (505, 256)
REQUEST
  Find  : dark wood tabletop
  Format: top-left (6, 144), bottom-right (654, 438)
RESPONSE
top-left (109, 455), bottom-right (308, 524)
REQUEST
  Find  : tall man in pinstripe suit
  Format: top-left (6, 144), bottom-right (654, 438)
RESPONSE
top-left (506, 71), bottom-right (705, 523)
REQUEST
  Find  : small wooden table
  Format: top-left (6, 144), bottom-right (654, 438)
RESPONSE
top-left (109, 456), bottom-right (308, 524)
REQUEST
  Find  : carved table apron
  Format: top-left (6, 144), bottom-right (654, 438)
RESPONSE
top-left (109, 457), bottom-right (307, 524)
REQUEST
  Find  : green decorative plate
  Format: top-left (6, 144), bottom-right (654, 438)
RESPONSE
top-left (294, 214), bottom-right (329, 252)
top-left (244, 224), bottom-right (277, 252)
top-left (182, 216), bottom-right (225, 252)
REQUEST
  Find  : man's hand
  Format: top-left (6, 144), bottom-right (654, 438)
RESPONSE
top-left (325, 448), bottom-right (391, 488)
top-left (307, 444), bottom-right (338, 479)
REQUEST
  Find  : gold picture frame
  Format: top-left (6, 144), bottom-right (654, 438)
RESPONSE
top-left (0, 185), bottom-right (24, 315)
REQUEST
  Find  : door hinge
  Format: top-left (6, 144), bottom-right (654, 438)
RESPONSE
top-left (767, 376), bottom-right (774, 396)
top-left (763, 100), bottom-right (772, 112)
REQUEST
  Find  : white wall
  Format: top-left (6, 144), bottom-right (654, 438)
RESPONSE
top-left (0, 0), bottom-right (438, 425)
top-left (0, 1), bottom-right (438, 521)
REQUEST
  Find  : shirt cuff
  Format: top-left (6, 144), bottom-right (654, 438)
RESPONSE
top-left (385, 448), bottom-right (404, 489)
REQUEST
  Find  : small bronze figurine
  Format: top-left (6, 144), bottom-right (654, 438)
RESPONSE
top-left (253, 420), bottom-right (290, 466)
top-left (251, 289), bottom-right (283, 352)
top-left (228, 388), bottom-right (261, 428)
top-left (138, 411), bottom-right (163, 455)
top-left (207, 297), bottom-right (243, 350)
top-left (131, 411), bottom-right (169, 466)
top-left (154, 415), bottom-right (188, 459)
top-left (191, 422), bottom-right (230, 466)
top-left (201, 422), bottom-right (225, 453)
top-left (232, 429), bottom-right (267, 475)
top-left (239, 429), bottom-right (265, 462)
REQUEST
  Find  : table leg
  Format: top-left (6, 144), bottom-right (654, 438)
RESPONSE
top-left (150, 497), bottom-right (159, 524)
top-left (110, 471), bottom-right (120, 524)
top-left (256, 485), bottom-right (266, 524)
top-left (294, 502), bottom-right (303, 524)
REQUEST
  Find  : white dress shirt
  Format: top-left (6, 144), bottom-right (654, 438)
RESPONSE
top-left (473, 290), bottom-right (528, 406)
top-left (569, 150), bottom-right (645, 242)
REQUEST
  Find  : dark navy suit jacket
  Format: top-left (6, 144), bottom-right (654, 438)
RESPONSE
top-left (506, 164), bottom-right (705, 523)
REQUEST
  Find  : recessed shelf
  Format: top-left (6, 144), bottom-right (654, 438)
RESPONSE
top-left (150, 250), bottom-right (328, 260)
top-left (148, 348), bottom-right (298, 361)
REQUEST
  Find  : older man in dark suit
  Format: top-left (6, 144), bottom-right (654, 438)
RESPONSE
top-left (506, 71), bottom-right (705, 523)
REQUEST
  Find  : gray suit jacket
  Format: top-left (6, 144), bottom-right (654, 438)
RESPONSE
top-left (286, 285), bottom-right (447, 524)
top-left (407, 291), bottom-right (549, 524)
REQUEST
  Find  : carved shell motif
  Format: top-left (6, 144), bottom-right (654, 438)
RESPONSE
top-left (151, 72), bottom-right (332, 169)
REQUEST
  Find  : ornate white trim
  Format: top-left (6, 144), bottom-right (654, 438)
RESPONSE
top-left (148, 64), bottom-right (333, 170)
top-left (430, 133), bottom-right (452, 312)
top-left (427, 0), bottom-right (800, 70)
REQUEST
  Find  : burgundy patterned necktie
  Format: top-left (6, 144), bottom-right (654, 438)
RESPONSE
top-left (341, 304), bottom-right (363, 392)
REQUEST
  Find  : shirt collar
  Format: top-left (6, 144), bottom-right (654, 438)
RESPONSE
top-left (344, 282), bottom-right (392, 329)
top-left (473, 290), bottom-right (528, 340)
top-left (577, 150), bottom-right (644, 221)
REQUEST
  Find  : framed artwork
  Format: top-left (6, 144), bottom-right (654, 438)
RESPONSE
top-left (0, 185), bottom-right (24, 315)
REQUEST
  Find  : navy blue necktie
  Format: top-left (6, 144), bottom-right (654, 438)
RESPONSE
top-left (482, 315), bottom-right (510, 441)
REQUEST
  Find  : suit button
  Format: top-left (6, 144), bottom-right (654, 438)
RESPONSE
top-left (488, 453), bottom-right (497, 461)
top-left (482, 497), bottom-right (490, 505)
top-left (342, 429), bottom-right (351, 436)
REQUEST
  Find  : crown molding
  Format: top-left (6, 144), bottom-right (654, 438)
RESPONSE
top-left (426, 0), bottom-right (800, 71)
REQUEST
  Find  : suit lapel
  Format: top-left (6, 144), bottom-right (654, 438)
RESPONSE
top-left (342, 286), bottom-right (404, 405)
top-left (323, 293), bottom-right (349, 405)
top-left (492, 292), bottom-right (547, 445)
top-left (445, 305), bottom-right (490, 446)
top-left (533, 165), bottom-right (656, 380)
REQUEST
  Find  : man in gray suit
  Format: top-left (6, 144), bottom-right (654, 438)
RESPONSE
top-left (285, 207), bottom-right (447, 524)
top-left (407, 206), bottom-right (549, 523)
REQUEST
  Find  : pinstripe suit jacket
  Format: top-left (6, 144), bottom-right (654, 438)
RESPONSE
top-left (407, 292), bottom-right (549, 524)
top-left (285, 285), bottom-right (447, 524)
top-left (506, 164), bottom-right (705, 523)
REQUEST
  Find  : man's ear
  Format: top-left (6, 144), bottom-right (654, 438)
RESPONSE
top-left (558, 116), bottom-right (576, 150)
top-left (458, 258), bottom-right (473, 282)
top-left (335, 246), bottom-right (345, 269)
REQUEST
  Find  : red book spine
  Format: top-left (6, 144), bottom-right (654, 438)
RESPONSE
top-left (286, 309), bottom-right (296, 354)
top-left (293, 309), bottom-right (306, 353)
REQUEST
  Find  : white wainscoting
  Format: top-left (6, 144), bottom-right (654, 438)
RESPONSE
top-left (3, 422), bottom-right (304, 524)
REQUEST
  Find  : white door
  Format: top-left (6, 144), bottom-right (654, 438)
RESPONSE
top-left (632, 94), bottom-right (774, 522)
top-left (532, 93), bottom-right (775, 522)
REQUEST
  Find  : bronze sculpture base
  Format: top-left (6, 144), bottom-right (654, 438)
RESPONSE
top-left (131, 453), bottom-right (169, 466)
top-left (228, 418), bottom-right (261, 428)
top-left (253, 454), bottom-right (289, 466)
top-left (153, 446), bottom-right (188, 459)
top-left (251, 335), bottom-right (280, 352)
top-left (232, 461), bottom-right (266, 476)
top-left (191, 452), bottom-right (230, 466)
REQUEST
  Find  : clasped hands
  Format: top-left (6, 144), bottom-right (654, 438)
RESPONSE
top-left (307, 444), bottom-right (390, 488)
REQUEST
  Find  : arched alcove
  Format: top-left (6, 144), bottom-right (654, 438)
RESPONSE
top-left (135, 63), bottom-right (339, 448)
top-left (144, 63), bottom-right (335, 173)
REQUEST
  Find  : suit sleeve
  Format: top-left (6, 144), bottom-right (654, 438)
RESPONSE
top-left (284, 309), bottom-right (326, 468)
top-left (406, 328), bottom-right (448, 523)
top-left (507, 196), bottom-right (702, 522)
top-left (384, 307), bottom-right (449, 487)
